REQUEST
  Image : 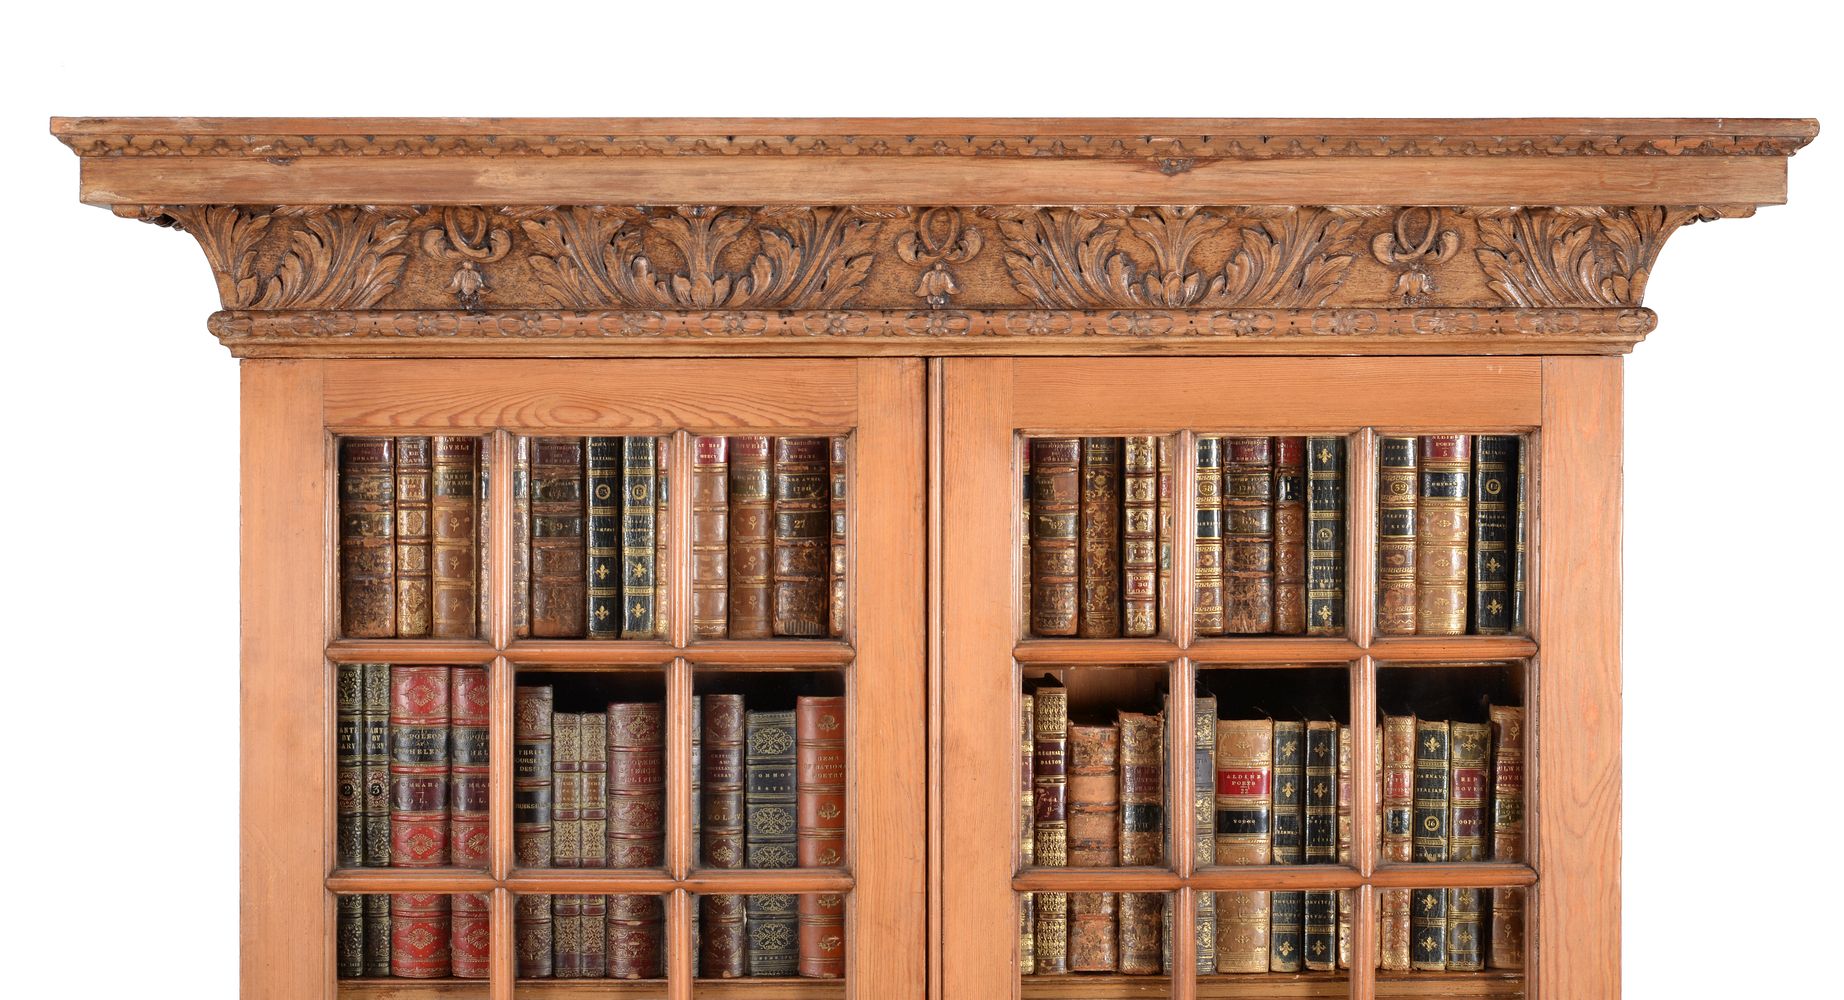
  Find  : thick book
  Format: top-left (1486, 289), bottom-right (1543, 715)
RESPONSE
top-left (1216, 888), bottom-right (1271, 974)
top-left (1449, 721), bottom-right (1490, 863)
top-left (1029, 438), bottom-right (1082, 636)
top-left (1019, 694), bottom-right (1035, 867)
top-left (700, 694), bottom-right (747, 870)
top-left (829, 436), bottom-right (849, 638)
top-left (1410, 888), bottom-right (1447, 971)
top-left (797, 696), bottom-right (848, 868)
top-left (691, 436), bottom-right (731, 639)
top-left (1118, 711), bottom-right (1163, 866)
top-left (361, 663), bottom-right (392, 867)
top-left (1303, 890), bottom-right (1337, 972)
top-left (772, 436), bottom-right (830, 636)
top-left (1470, 435), bottom-right (1518, 634)
top-left (452, 892), bottom-right (490, 979)
top-left (580, 714), bottom-right (609, 869)
top-left (746, 890), bottom-right (798, 977)
top-left (1305, 436), bottom-right (1347, 636)
top-left (531, 437), bottom-right (587, 638)
top-left (799, 891), bottom-right (846, 978)
top-left (746, 709), bottom-right (798, 975)
top-left (339, 437), bottom-right (396, 637)
top-left (585, 437), bottom-right (622, 638)
top-left (1268, 720), bottom-right (1305, 972)
top-left (449, 667), bottom-right (490, 869)
top-left (1077, 437), bottom-right (1123, 637)
top-left (515, 892), bottom-right (553, 979)
top-left (655, 438), bottom-right (671, 640)
top-left (1215, 718), bottom-right (1273, 865)
top-left (511, 436), bottom-right (532, 637)
top-left (363, 895), bottom-right (391, 977)
top-left (1412, 720), bottom-right (1451, 862)
top-left (608, 892), bottom-right (664, 979)
top-left (1156, 437), bottom-right (1175, 636)
top-left (513, 685), bottom-right (555, 868)
top-left (1032, 890), bottom-right (1068, 975)
top-left (621, 437), bottom-right (659, 638)
top-left (607, 702), bottom-right (665, 868)
top-left (431, 436), bottom-right (479, 637)
top-left (1416, 435), bottom-right (1472, 635)
top-left (390, 892), bottom-right (451, 978)
top-left (553, 713), bottom-right (583, 870)
top-left (1068, 891), bottom-right (1118, 972)
top-left (1119, 892), bottom-right (1161, 975)
top-left (393, 436), bottom-right (433, 637)
top-left (1031, 684), bottom-right (1069, 866)
top-left (1272, 437), bottom-right (1308, 634)
top-left (1224, 436), bottom-right (1276, 634)
top-left (1193, 695), bottom-right (1218, 868)
top-left (1489, 705), bottom-right (1527, 969)
top-left (337, 893), bottom-right (363, 977)
top-left (1019, 893), bottom-right (1036, 975)
top-left (1067, 724), bottom-right (1120, 867)
top-left (726, 436), bottom-right (774, 638)
top-left (389, 665), bottom-right (450, 867)
top-left (701, 893), bottom-right (746, 979)
top-left (1120, 436), bottom-right (1158, 637)
top-left (1376, 436), bottom-right (1419, 635)
top-left (336, 663), bottom-right (363, 869)
top-left (1194, 436), bottom-right (1225, 635)
top-left (1512, 439), bottom-right (1530, 632)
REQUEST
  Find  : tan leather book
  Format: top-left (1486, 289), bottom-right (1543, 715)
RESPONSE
top-left (1018, 892), bottom-right (1035, 975)
top-left (654, 437), bottom-right (671, 640)
top-left (393, 436), bottom-right (433, 637)
top-left (1193, 436), bottom-right (1225, 635)
top-left (1032, 685), bottom-right (1068, 866)
top-left (1377, 436), bottom-right (1419, 635)
top-left (530, 437), bottom-right (586, 638)
top-left (1156, 437), bottom-right (1175, 636)
top-left (338, 437), bottom-right (396, 637)
top-left (1068, 891), bottom-right (1118, 972)
top-left (1215, 889), bottom-right (1271, 974)
top-left (690, 437), bottom-right (730, 639)
top-left (552, 713), bottom-right (582, 870)
top-left (726, 436), bottom-right (772, 639)
top-left (1066, 724), bottom-right (1119, 867)
top-left (1272, 436), bottom-right (1308, 634)
top-left (510, 437), bottom-right (532, 638)
top-left (1121, 436), bottom-right (1158, 637)
top-left (1215, 718), bottom-right (1273, 865)
top-left (1019, 694), bottom-right (1034, 867)
top-left (828, 436), bottom-right (848, 638)
top-left (431, 436), bottom-right (479, 637)
top-left (1029, 438), bottom-right (1081, 636)
top-left (1416, 435), bottom-right (1471, 634)
top-left (772, 437), bottom-right (830, 636)
top-left (1489, 705), bottom-right (1527, 969)
top-left (580, 714), bottom-right (607, 869)
top-left (1118, 892), bottom-right (1161, 975)
top-left (1033, 891), bottom-right (1068, 975)
top-left (1118, 712), bottom-right (1163, 867)
top-left (1379, 886), bottom-right (1412, 971)
top-left (1223, 436), bottom-right (1275, 634)
top-left (1077, 437), bottom-right (1123, 637)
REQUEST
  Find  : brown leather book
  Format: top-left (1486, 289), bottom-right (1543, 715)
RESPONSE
top-left (1033, 891), bottom-right (1068, 975)
top-left (1118, 711), bottom-right (1163, 867)
top-left (515, 892), bottom-right (553, 979)
top-left (726, 436), bottom-right (773, 639)
top-left (1120, 436), bottom-right (1158, 637)
top-left (1067, 724), bottom-right (1120, 867)
top-left (772, 436), bottom-right (830, 636)
top-left (1224, 436), bottom-right (1276, 634)
top-left (389, 666), bottom-right (450, 867)
top-left (1272, 436), bottom-right (1308, 634)
top-left (799, 892), bottom-right (846, 978)
top-left (450, 667), bottom-right (490, 870)
top-left (431, 436), bottom-right (479, 637)
top-left (1021, 443), bottom-right (1032, 630)
top-left (339, 437), bottom-right (396, 637)
top-left (531, 437), bottom-right (587, 637)
top-left (1118, 892), bottom-right (1162, 975)
top-left (829, 436), bottom-right (849, 638)
top-left (607, 702), bottom-right (665, 869)
top-left (393, 436), bottom-right (433, 637)
top-left (1068, 891), bottom-right (1119, 972)
top-left (1215, 888), bottom-right (1271, 974)
top-left (514, 685), bottom-right (554, 868)
top-left (700, 694), bottom-right (746, 870)
top-left (691, 436), bottom-right (731, 639)
top-left (700, 893), bottom-right (746, 979)
top-left (579, 893), bottom-right (606, 979)
top-left (1416, 435), bottom-right (1471, 635)
top-left (552, 891), bottom-right (583, 977)
top-left (1216, 718), bottom-right (1273, 974)
top-left (1488, 705), bottom-right (1527, 970)
top-left (607, 893), bottom-right (663, 979)
top-left (797, 696), bottom-right (847, 869)
top-left (1077, 437), bottom-right (1123, 637)
top-left (581, 714), bottom-right (608, 868)
top-left (1156, 437), bottom-right (1175, 636)
top-left (1019, 693), bottom-right (1035, 867)
top-left (390, 892), bottom-right (451, 978)
top-left (1379, 886), bottom-right (1413, 972)
top-left (1029, 438), bottom-right (1081, 636)
top-left (1376, 436), bottom-right (1419, 635)
top-left (1032, 684), bottom-right (1069, 866)
top-left (511, 436), bottom-right (532, 637)
top-left (1194, 436), bottom-right (1225, 635)
top-left (552, 713), bottom-right (583, 870)
top-left (1019, 893), bottom-right (1035, 974)
top-left (654, 437), bottom-right (671, 640)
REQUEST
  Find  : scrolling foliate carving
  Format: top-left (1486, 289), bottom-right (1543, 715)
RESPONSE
top-left (1469, 205), bottom-right (1750, 308)
top-left (129, 205), bottom-right (414, 310)
top-left (422, 207), bottom-right (511, 310)
top-left (1371, 208), bottom-right (1463, 306)
top-left (895, 208), bottom-right (984, 308)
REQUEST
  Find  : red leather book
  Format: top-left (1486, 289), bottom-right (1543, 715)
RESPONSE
top-left (531, 437), bottom-right (586, 638)
top-left (691, 436), bottom-right (731, 639)
top-left (796, 696), bottom-right (847, 868)
top-left (726, 436), bottom-right (773, 639)
top-left (451, 892), bottom-right (490, 979)
top-left (515, 892), bottom-right (553, 979)
top-left (1121, 436), bottom-right (1158, 637)
top-left (799, 892), bottom-right (846, 978)
top-left (607, 702), bottom-right (665, 868)
top-left (1028, 438), bottom-right (1081, 636)
top-left (701, 894), bottom-right (746, 980)
top-left (338, 437), bottom-right (395, 637)
top-left (389, 666), bottom-right (450, 867)
top-left (1076, 437), bottom-right (1122, 637)
top-left (449, 667), bottom-right (489, 869)
top-left (1223, 436), bottom-right (1276, 634)
top-left (513, 685), bottom-right (554, 868)
top-left (431, 436), bottom-right (479, 637)
top-left (393, 436), bottom-right (433, 637)
top-left (336, 663), bottom-right (363, 870)
top-left (1271, 436), bottom-right (1307, 634)
top-left (829, 436), bottom-right (849, 637)
top-left (772, 436), bottom-right (831, 636)
top-left (390, 892), bottom-right (451, 978)
top-left (607, 893), bottom-right (664, 979)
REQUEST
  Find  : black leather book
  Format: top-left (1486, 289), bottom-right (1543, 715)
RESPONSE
top-left (336, 663), bottom-right (363, 869)
top-left (1271, 722), bottom-right (1305, 866)
top-left (586, 437), bottom-right (622, 638)
top-left (336, 893), bottom-right (363, 977)
top-left (362, 894), bottom-right (391, 976)
top-left (621, 436), bottom-right (659, 637)
top-left (1304, 889), bottom-right (1337, 972)
top-left (1411, 888), bottom-right (1447, 971)
top-left (1470, 435), bottom-right (1518, 634)
top-left (360, 662), bottom-right (392, 867)
top-left (1304, 721), bottom-right (1337, 864)
top-left (1269, 889), bottom-right (1304, 973)
top-left (1305, 436), bottom-right (1346, 636)
top-left (746, 709), bottom-right (798, 976)
top-left (1413, 720), bottom-right (1450, 863)
top-left (1447, 888), bottom-right (1484, 971)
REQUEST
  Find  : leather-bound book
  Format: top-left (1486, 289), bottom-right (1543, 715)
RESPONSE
top-left (1119, 892), bottom-right (1161, 975)
top-left (1336, 891), bottom-right (1352, 971)
top-left (513, 685), bottom-right (555, 868)
top-left (747, 709), bottom-right (798, 975)
top-left (515, 892), bottom-right (554, 979)
top-left (1512, 440), bottom-right (1529, 632)
top-left (1413, 720), bottom-right (1450, 862)
top-left (337, 894), bottom-right (363, 978)
top-left (1335, 724), bottom-right (1354, 970)
top-left (700, 694), bottom-right (746, 870)
top-left (1268, 720), bottom-right (1305, 972)
top-left (339, 437), bottom-right (396, 637)
top-left (1269, 888), bottom-right (1304, 973)
top-left (1193, 695), bottom-right (1217, 867)
top-left (1380, 884), bottom-right (1413, 972)
top-left (390, 892), bottom-right (451, 978)
top-left (581, 714), bottom-right (608, 868)
top-left (621, 437), bottom-right (659, 638)
top-left (1033, 891), bottom-right (1068, 975)
top-left (361, 663), bottom-right (392, 866)
top-left (1304, 721), bottom-right (1339, 972)
top-left (1376, 436), bottom-right (1419, 635)
top-left (1021, 444), bottom-right (1033, 628)
top-left (1121, 436), bottom-right (1158, 637)
top-left (336, 664), bottom-right (363, 869)
top-left (797, 696), bottom-right (848, 868)
top-left (1195, 889), bottom-right (1217, 974)
top-left (389, 665), bottom-right (450, 867)
top-left (1470, 435), bottom-right (1518, 634)
top-left (531, 437), bottom-right (587, 638)
top-left (452, 892), bottom-right (490, 979)
top-left (585, 437), bottom-right (622, 638)
top-left (431, 436), bottom-right (480, 637)
top-left (829, 436), bottom-right (849, 638)
top-left (1223, 436), bottom-right (1275, 634)
top-left (1068, 891), bottom-right (1119, 972)
top-left (1019, 893), bottom-right (1035, 975)
top-left (393, 436), bottom-right (434, 637)
top-left (1216, 718), bottom-right (1274, 865)
top-left (1449, 721), bottom-right (1490, 863)
top-left (1416, 435), bottom-right (1472, 635)
top-left (701, 892), bottom-right (747, 979)
top-left (1272, 437), bottom-right (1307, 634)
top-left (1446, 886), bottom-right (1484, 972)
top-left (449, 667), bottom-right (490, 869)
top-left (1305, 436), bottom-right (1347, 636)
top-left (608, 702), bottom-right (665, 868)
top-left (1410, 888), bottom-right (1447, 971)
top-left (1118, 711), bottom-right (1163, 866)
top-left (1156, 437), bottom-right (1175, 636)
top-left (1067, 724), bottom-right (1120, 868)
top-left (608, 893), bottom-right (664, 979)
top-left (772, 436), bottom-right (830, 636)
top-left (1489, 705), bottom-right (1527, 969)
top-left (512, 436), bottom-right (532, 637)
top-left (726, 436), bottom-right (774, 639)
top-left (1303, 890), bottom-right (1337, 972)
top-left (363, 895), bottom-right (391, 976)
top-left (746, 891), bottom-right (798, 977)
top-left (691, 436), bottom-right (731, 639)
top-left (1193, 436), bottom-right (1225, 635)
top-left (579, 894), bottom-right (606, 979)
top-left (689, 696), bottom-right (701, 868)
top-left (553, 713), bottom-right (583, 870)
top-left (1381, 715), bottom-right (1416, 863)
top-left (1031, 684), bottom-right (1069, 866)
top-left (1019, 694), bottom-right (1035, 866)
top-left (1077, 437), bottom-right (1122, 637)
top-left (1490, 886), bottom-right (1528, 971)
top-left (1029, 438), bottom-right (1081, 636)
top-left (799, 892), bottom-right (846, 978)
top-left (655, 438), bottom-right (671, 640)
top-left (1215, 888), bottom-right (1270, 974)
top-left (476, 451), bottom-right (491, 644)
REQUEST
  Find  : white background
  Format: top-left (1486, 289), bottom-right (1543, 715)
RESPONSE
top-left (2, 1), bottom-right (1837, 993)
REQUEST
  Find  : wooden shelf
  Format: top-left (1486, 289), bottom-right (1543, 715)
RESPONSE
top-left (1021, 974), bottom-right (1175, 998)
top-left (1369, 638), bottom-right (1536, 663)
top-left (326, 869), bottom-right (494, 893)
top-left (326, 639), bottom-right (497, 664)
top-left (1377, 971), bottom-right (1525, 998)
top-left (338, 981), bottom-right (847, 1000)
top-left (1187, 638), bottom-right (1365, 664)
top-left (1013, 639), bottom-right (1183, 664)
top-left (500, 867), bottom-right (854, 894)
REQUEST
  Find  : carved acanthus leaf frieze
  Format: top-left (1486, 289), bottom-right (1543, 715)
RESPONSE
top-left (136, 205), bottom-right (414, 310)
top-left (1469, 205), bottom-right (1751, 308)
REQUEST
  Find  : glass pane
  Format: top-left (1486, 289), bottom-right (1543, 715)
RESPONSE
top-left (1022, 665), bottom-right (1174, 870)
top-left (336, 435), bottom-right (489, 639)
top-left (1376, 663), bottom-right (1527, 865)
top-left (1379, 885), bottom-right (1526, 996)
top-left (694, 892), bottom-right (847, 986)
top-left (336, 891), bottom-right (491, 985)
top-left (510, 892), bottom-right (669, 981)
top-left (1020, 890), bottom-right (1175, 992)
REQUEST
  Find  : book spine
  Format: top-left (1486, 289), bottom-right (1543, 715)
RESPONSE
top-left (393, 436), bottom-right (433, 637)
top-left (1193, 696), bottom-right (1217, 867)
top-left (1489, 705), bottom-right (1527, 970)
top-left (1215, 718), bottom-right (1273, 865)
top-left (581, 714), bottom-right (609, 868)
top-left (1446, 887), bottom-right (1484, 972)
top-left (431, 436), bottom-right (479, 637)
top-left (361, 663), bottom-right (392, 866)
top-left (1512, 437), bottom-right (1529, 632)
top-left (1381, 715), bottom-right (1416, 863)
top-left (797, 696), bottom-right (848, 868)
top-left (1335, 724), bottom-right (1354, 971)
top-left (700, 892), bottom-right (746, 978)
top-left (1195, 888), bottom-right (1217, 974)
top-left (1376, 436), bottom-right (1419, 635)
top-left (585, 436), bottom-right (622, 638)
top-left (337, 894), bottom-right (363, 978)
top-left (1021, 443), bottom-right (1032, 629)
top-left (1224, 436), bottom-right (1276, 634)
top-left (655, 439), bottom-right (671, 639)
top-left (1019, 694), bottom-right (1035, 867)
top-left (1029, 438), bottom-right (1081, 636)
top-left (772, 436), bottom-right (830, 636)
top-left (390, 893), bottom-right (451, 978)
top-left (363, 895), bottom-right (392, 976)
top-left (799, 891), bottom-right (846, 978)
top-left (336, 663), bottom-right (363, 869)
top-left (1269, 888), bottom-right (1304, 973)
top-left (1067, 724), bottom-right (1121, 867)
top-left (1410, 888), bottom-right (1447, 971)
top-left (1077, 437), bottom-right (1123, 637)
top-left (1449, 721), bottom-right (1491, 863)
top-left (1304, 889), bottom-right (1337, 972)
top-left (1337, 889), bottom-right (1353, 971)
top-left (1119, 892), bottom-right (1161, 975)
top-left (1270, 721), bottom-right (1306, 866)
top-left (1032, 891), bottom-right (1068, 975)
top-left (1215, 889), bottom-right (1271, 974)
top-left (1194, 436), bottom-right (1225, 636)
top-left (608, 892), bottom-right (664, 979)
top-left (1413, 720), bottom-right (1450, 862)
top-left (1121, 435), bottom-right (1158, 637)
top-left (1379, 887), bottom-right (1412, 972)
top-left (389, 665), bottom-right (450, 867)
top-left (1156, 437), bottom-right (1174, 636)
top-left (452, 892), bottom-right (490, 979)
top-left (1019, 893), bottom-right (1036, 975)
top-left (531, 437), bottom-right (587, 638)
top-left (746, 890), bottom-right (798, 977)
top-left (1490, 887), bottom-right (1528, 971)
top-left (552, 713), bottom-right (582, 872)
top-left (700, 694), bottom-right (747, 871)
top-left (1306, 436), bottom-right (1347, 636)
top-left (339, 437), bottom-right (396, 637)
top-left (579, 893), bottom-right (606, 979)
top-left (620, 437), bottom-right (659, 638)
top-left (1068, 891), bottom-right (1119, 972)
top-left (1032, 685), bottom-right (1069, 866)
top-left (552, 892), bottom-right (581, 977)
top-left (1118, 712), bottom-right (1163, 866)
top-left (477, 447), bottom-right (491, 643)
top-left (513, 685), bottom-right (555, 868)
top-left (747, 709), bottom-right (798, 976)
top-left (726, 436), bottom-right (773, 639)
top-left (1470, 435), bottom-right (1518, 634)
top-left (449, 667), bottom-right (490, 869)
top-left (1304, 721), bottom-right (1337, 865)
top-left (515, 892), bottom-right (553, 979)
top-left (512, 436), bottom-right (532, 637)
top-left (691, 436), bottom-right (731, 639)
top-left (1272, 437), bottom-right (1307, 634)
top-left (829, 436), bottom-right (849, 638)
top-left (1417, 435), bottom-right (1472, 635)
top-left (607, 702), bottom-right (665, 868)
top-left (689, 696), bottom-right (701, 875)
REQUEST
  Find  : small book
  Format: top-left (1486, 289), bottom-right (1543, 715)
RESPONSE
top-left (511, 436), bottom-right (533, 637)
top-left (1449, 721), bottom-right (1491, 863)
top-left (515, 892), bottom-right (553, 979)
top-left (362, 895), bottom-right (391, 977)
top-left (1446, 886), bottom-right (1485, 972)
top-left (393, 436), bottom-right (433, 637)
top-left (1195, 889), bottom-right (1217, 974)
top-left (621, 437), bottom-right (659, 638)
top-left (1215, 718), bottom-right (1274, 865)
top-left (829, 436), bottom-right (850, 638)
top-left (1193, 695), bottom-right (1217, 867)
top-left (1156, 437), bottom-right (1175, 636)
top-left (1269, 720), bottom-right (1306, 974)
top-left (430, 436), bottom-right (479, 637)
top-left (389, 665), bottom-right (450, 867)
top-left (1413, 720), bottom-right (1451, 862)
top-left (1303, 720), bottom-right (1339, 970)
top-left (531, 437), bottom-right (587, 638)
top-left (1076, 437), bottom-right (1122, 637)
top-left (1269, 887), bottom-right (1304, 973)
top-left (451, 892), bottom-right (490, 979)
top-left (746, 890), bottom-right (798, 977)
top-left (585, 437), bottom-right (622, 638)
top-left (701, 892), bottom-right (746, 979)
top-left (513, 685), bottom-right (555, 868)
top-left (360, 663), bottom-right (392, 867)
top-left (1304, 890), bottom-right (1337, 972)
top-left (1118, 712), bottom-right (1163, 867)
top-left (772, 436), bottom-right (830, 636)
top-left (1379, 885), bottom-right (1413, 972)
top-left (1019, 893), bottom-right (1036, 975)
top-left (1021, 443), bottom-right (1033, 629)
top-left (390, 892), bottom-right (451, 978)
top-left (1033, 891), bottom-right (1068, 975)
top-left (1029, 438), bottom-right (1081, 636)
top-left (726, 436), bottom-right (774, 639)
top-left (580, 714), bottom-right (608, 869)
top-left (449, 667), bottom-right (490, 869)
top-left (655, 438), bottom-right (671, 640)
top-left (338, 437), bottom-right (396, 637)
top-left (1121, 435), bottom-right (1158, 637)
top-left (608, 893), bottom-right (663, 979)
top-left (578, 893), bottom-right (605, 979)
top-left (1512, 439), bottom-right (1530, 632)
top-left (1305, 436), bottom-right (1347, 636)
top-left (1272, 437), bottom-right (1308, 634)
top-left (1381, 714), bottom-right (1417, 864)
top-left (1032, 684), bottom-right (1069, 866)
top-left (1471, 435), bottom-right (1519, 634)
top-left (552, 891), bottom-right (582, 978)
top-left (552, 713), bottom-right (582, 871)
top-left (1410, 887), bottom-right (1447, 971)
top-left (607, 702), bottom-right (665, 868)
top-left (691, 436), bottom-right (731, 639)
top-left (1019, 694), bottom-right (1035, 867)
top-left (1193, 436), bottom-right (1225, 636)
top-left (1068, 891), bottom-right (1119, 972)
top-left (1335, 724), bottom-right (1355, 970)
top-left (336, 664), bottom-right (363, 869)
top-left (1376, 436), bottom-right (1419, 635)
top-left (1223, 436), bottom-right (1275, 634)
top-left (337, 894), bottom-right (363, 978)
top-left (1416, 435), bottom-right (1471, 635)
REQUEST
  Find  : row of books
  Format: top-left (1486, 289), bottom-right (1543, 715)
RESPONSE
top-left (1377, 435), bottom-right (1527, 636)
top-left (338, 438), bottom-right (489, 639)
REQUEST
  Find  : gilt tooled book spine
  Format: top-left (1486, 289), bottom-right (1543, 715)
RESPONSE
top-left (726, 436), bottom-right (773, 639)
top-left (585, 437), bottom-right (622, 638)
top-left (691, 437), bottom-right (731, 639)
top-left (512, 436), bottom-right (532, 637)
top-left (829, 436), bottom-right (849, 638)
top-left (700, 694), bottom-right (746, 871)
top-left (1377, 436), bottom-right (1419, 635)
top-left (1380, 886), bottom-right (1413, 972)
top-left (747, 709), bottom-right (798, 976)
top-left (363, 895), bottom-right (392, 976)
top-left (1305, 721), bottom-right (1338, 866)
top-left (799, 891), bottom-right (846, 978)
top-left (1449, 721), bottom-right (1491, 863)
top-left (1413, 720), bottom-right (1450, 862)
top-left (1156, 437), bottom-right (1175, 636)
top-left (689, 697), bottom-right (701, 873)
top-left (1029, 438), bottom-right (1081, 636)
top-left (337, 893), bottom-right (363, 977)
top-left (431, 436), bottom-right (480, 638)
top-left (389, 666), bottom-right (450, 867)
top-left (1489, 706), bottom-right (1527, 970)
top-left (1446, 887), bottom-right (1484, 972)
top-left (1336, 889), bottom-right (1353, 971)
top-left (1019, 892), bottom-right (1036, 975)
top-left (337, 664), bottom-right (363, 869)
top-left (552, 713), bottom-right (582, 872)
top-left (1032, 685), bottom-right (1069, 866)
top-left (1077, 437), bottom-right (1123, 637)
top-left (1216, 718), bottom-right (1273, 865)
top-left (1224, 436), bottom-right (1275, 634)
top-left (391, 892), bottom-right (451, 978)
top-left (772, 436), bottom-right (830, 636)
top-left (579, 893), bottom-right (606, 979)
top-left (1119, 891), bottom-right (1161, 975)
top-left (1304, 889), bottom-right (1337, 972)
top-left (1272, 437), bottom-right (1307, 635)
top-left (1268, 720), bottom-right (1305, 973)
top-left (797, 696), bottom-right (847, 869)
top-left (1195, 887), bottom-right (1217, 974)
top-left (608, 892), bottom-right (664, 979)
top-left (449, 667), bottom-right (490, 870)
top-left (1193, 695), bottom-right (1218, 867)
top-left (361, 663), bottom-right (392, 866)
top-left (513, 685), bottom-right (555, 868)
top-left (1068, 891), bottom-right (1119, 972)
top-left (1033, 891), bottom-right (1068, 975)
top-left (476, 450), bottom-right (491, 643)
top-left (1122, 436), bottom-right (1158, 637)
top-left (1410, 888), bottom-right (1447, 971)
top-left (701, 892), bottom-right (746, 979)
top-left (1019, 694), bottom-right (1035, 867)
top-left (1118, 712), bottom-right (1163, 866)
top-left (656, 438), bottom-right (671, 639)
top-left (1067, 724), bottom-right (1120, 868)
top-left (515, 892), bottom-right (553, 979)
top-left (1490, 887), bottom-right (1528, 971)
top-left (531, 437), bottom-right (586, 638)
top-left (621, 437), bottom-right (659, 638)
top-left (1193, 437), bottom-right (1226, 636)
top-left (1306, 436), bottom-right (1347, 636)
top-left (1021, 444), bottom-right (1032, 629)
top-left (1416, 435), bottom-right (1471, 635)
top-left (452, 892), bottom-right (491, 979)
top-left (746, 890), bottom-right (798, 977)
top-left (1470, 435), bottom-right (1518, 634)
top-left (581, 714), bottom-right (609, 869)
top-left (1215, 888), bottom-right (1271, 975)
top-left (1512, 438), bottom-right (1529, 632)
top-left (1382, 715), bottom-right (1416, 864)
top-left (339, 437), bottom-right (396, 637)
top-left (608, 702), bottom-right (665, 869)
top-left (1335, 724), bottom-right (1354, 971)
top-left (393, 436), bottom-right (433, 637)
top-left (1270, 886), bottom-right (1304, 974)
